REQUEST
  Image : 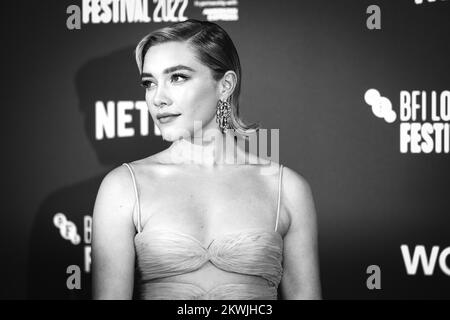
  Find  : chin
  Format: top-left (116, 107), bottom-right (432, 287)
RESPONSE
top-left (159, 127), bottom-right (192, 142)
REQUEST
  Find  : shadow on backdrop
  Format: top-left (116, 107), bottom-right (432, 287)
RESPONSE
top-left (27, 46), bottom-right (169, 299)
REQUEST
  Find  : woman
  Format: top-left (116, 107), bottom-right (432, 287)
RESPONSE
top-left (92, 19), bottom-right (321, 300)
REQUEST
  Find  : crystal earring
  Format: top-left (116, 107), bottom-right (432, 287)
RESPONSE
top-left (216, 98), bottom-right (233, 133)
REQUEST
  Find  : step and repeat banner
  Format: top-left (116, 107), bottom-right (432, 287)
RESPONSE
top-left (2, 0), bottom-right (450, 299)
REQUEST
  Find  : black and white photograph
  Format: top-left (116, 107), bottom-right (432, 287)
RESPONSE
top-left (2, 0), bottom-right (450, 305)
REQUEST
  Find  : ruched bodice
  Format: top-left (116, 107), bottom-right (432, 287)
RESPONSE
top-left (134, 228), bottom-right (283, 299)
top-left (123, 162), bottom-right (285, 300)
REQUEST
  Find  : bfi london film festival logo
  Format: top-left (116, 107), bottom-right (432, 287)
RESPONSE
top-left (364, 89), bottom-right (450, 154)
top-left (364, 0), bottom-right (450, 282)
top-left (66, 0), bottom-right (240, 29)
top-left (53, 213), bottom-right (92, 290)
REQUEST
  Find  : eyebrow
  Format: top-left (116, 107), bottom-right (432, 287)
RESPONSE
top-left (141, 65), bottom-right (195, 79)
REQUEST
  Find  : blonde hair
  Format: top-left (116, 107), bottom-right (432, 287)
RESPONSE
top-left (135, 19), bottom-right (261, 136)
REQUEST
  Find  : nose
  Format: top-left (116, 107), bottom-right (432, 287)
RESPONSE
top-left (151, 82), bottom-right (172, 108)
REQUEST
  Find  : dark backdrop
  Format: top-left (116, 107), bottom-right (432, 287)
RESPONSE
top-left (1, 0), bottom-right (450, 299)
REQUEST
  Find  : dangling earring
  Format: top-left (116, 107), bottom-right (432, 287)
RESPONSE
top-left (216, 97), bottom-right (233, 133)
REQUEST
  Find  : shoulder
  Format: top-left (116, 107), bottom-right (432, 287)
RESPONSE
top-left (94, 164), bottom-right (137, 215)
top-left (280, 165), bottom-right (317, 230)
top-left (100, 164), bottom-right (134, 193)
top-left (281, 165), bottom-right (313, 198)
top-left (259, 160), bottom-right (312, 192)
top-left (98, 159), bottom-right (160, 195)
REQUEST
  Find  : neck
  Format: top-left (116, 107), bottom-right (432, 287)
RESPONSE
top-left (168, 129), bottom-right (244, 166)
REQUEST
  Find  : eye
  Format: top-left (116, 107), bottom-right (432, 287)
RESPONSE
top-left (171, 73), bottom-right (189, 83)
top-left (141, 79), bottom-right (155, 90)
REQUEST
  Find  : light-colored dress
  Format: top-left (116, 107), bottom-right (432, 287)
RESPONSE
top-left (123, 162), bottom-right (284, 300)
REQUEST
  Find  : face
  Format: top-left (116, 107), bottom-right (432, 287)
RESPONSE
top-left (141, 41), bottom-right (221, 142)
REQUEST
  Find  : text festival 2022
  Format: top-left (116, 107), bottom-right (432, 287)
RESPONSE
top-left (66, 0), bottom-right (189, 29)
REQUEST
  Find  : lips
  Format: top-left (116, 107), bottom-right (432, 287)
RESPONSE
top-left (157, 114), bottom-right (181, 124)
top-left (157, 113), bottom-right (181, 120)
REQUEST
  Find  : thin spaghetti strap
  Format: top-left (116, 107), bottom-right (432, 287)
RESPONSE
top-left (275, 164), bottom-right (283, 232)
top-left (122, 163), bottom-right (142, 233)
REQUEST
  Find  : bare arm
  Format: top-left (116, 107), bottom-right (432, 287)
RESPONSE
top-left (279, 166), bottom-right (322, 299)
top-left (92, 165), bottom-right (137, 299)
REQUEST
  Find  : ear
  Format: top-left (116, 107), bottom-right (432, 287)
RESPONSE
top-left (218, 71), bottom-right (237, 100)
